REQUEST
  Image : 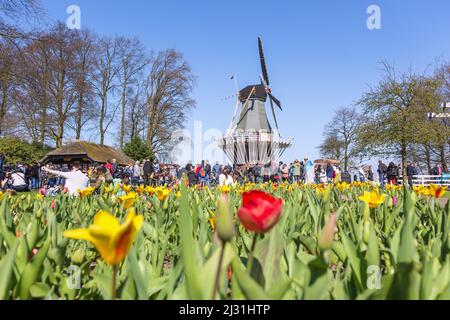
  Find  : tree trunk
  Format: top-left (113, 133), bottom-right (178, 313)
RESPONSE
top-left (75, 88), bottom-right (84, 140)
top-left (99, 95), bottom-right (106, 145)
top-left (344, 143), bottom-right (349, 172)
top-left (120, 79), bottom-right (127, 148)
top-left (0, 68), bottom-right (9, 137)
top-left (56, 122), bottom-right (64, 147)
top-left (440, 144), bottom-right (448, 172)
top-left (56, 71), bottom-right (65, 148)
top-left (424, 144), bottom-right (432, 175)
top-left (401, 141), bottom-right (407, 185)
top-left (39, 92), bottom-right (47, 146)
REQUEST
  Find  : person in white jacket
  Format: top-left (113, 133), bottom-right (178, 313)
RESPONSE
top-left (219, 169), bottom-right (234, 186)
top-left (42, 162), bottom-right (89, 196)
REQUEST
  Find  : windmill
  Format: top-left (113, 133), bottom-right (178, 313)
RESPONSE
top-left (218, 37), bottom-right (293, 165)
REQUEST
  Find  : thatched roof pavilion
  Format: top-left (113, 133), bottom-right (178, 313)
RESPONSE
top-left (40, 141), bottom-right (134, 166)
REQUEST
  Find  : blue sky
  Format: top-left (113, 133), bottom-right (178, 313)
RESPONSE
top-left (41, 0), bottom-right (450, 165)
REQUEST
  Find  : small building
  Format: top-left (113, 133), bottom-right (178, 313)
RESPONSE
top-left (40, 140), bottom-right (134, 166)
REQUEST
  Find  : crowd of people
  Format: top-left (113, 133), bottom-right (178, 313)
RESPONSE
top-left (0, 156), bottom-right (448, 196)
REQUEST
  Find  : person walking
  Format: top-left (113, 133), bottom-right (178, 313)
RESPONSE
top-left (359, 167), bottom-right (366, 183)
top-left (197, 164), bottom-right (210, 187)
top-left (304, 158), bottom-right (315, 185)
top-left (406, 162), bottom-right (419, 188)
top-left (367, 166), bottom-right (374, 182)
top-left (112, 159), bottom-right (118, 178)
top-left (326, 162), bottom-right (334, 184)
top-left (377, 161), bottom-right (387, 187)
top-left (143, 159), bottom-right (153, 186)
top-left (292, 160), bottom-right (301, 183)
top-left (386, 162), bottom-right (399, 186)
top-left (133, 161), bottom-right (142, 185)
top-left (30, 163), bottom-right (40, 190)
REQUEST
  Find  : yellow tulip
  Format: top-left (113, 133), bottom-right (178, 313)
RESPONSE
top-left (78, 187), bottom-right (95, 197)
top-left (219, 185), bottom-right (232, 194)
top-left (359, 191), bottom-right (386, 209)
top-left (145, 186), bottom-right (155, 195)
top-left (135, 185), bottom-right (145, 195)
top-left (64, 209), bottom-right (143, 266)
top-left (414, 185), bottom-right (429, 196)
top-left (35, 194), bottom-right (44, 200)
top-left (336, 182), bottom-right (350, 192)
top-left (118, 192), bottom-right (137, 209)
top-left (428, 184), bottom-right (447, 198)
top-left (209, 210), bottom-right (216, 230)
top-left (122, 184), bottom-right (132, 194)
top-left (155, 188), bottom-right (171, 201)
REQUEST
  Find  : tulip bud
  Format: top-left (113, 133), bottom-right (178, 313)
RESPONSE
top-left (216, 195), bottom-right (235, 242)
top-left (388, 197), bottom-right (393, 208)
top-left (363, 220), bottom-right (370, 245)
top-left (411, 191), bottom-right (417, 203)
top-left (71, 248), bottom-right (85, 265)
top-left (392, 196), bottom-right (398, 207)
top-left (318, 213), bottom-right (337, 251)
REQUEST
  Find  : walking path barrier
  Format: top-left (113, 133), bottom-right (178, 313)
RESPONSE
top-left (384, 175), bottom-right (450, 186)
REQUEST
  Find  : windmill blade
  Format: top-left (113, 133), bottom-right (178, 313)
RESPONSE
top-left (258, 37), bottom-right (270, 85)
top-left (259, 74), bottom-right (269, 90)
top-left (269, 96), bottom-right (280, 133)
top-left (269, 93), bottom-right (283, 111)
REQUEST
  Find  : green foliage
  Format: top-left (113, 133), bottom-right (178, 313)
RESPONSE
top-left (0, 137), bottom-right (52, 165)
top-left (0, 183), bottom-right (449, 300)
top-left (122, 137), bottom-right (154, 162)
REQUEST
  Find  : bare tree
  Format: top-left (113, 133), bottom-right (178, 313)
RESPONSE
top-left (144, 49), bottom-right (196, 154)
top-left (69, 30), bottom-right (97, 140)
top-left (126, 79), bottom-right (147, 141)
top-left (43, 24), bottom-right (79, 147)
top-left (91, 37), bottom-right (122, 145)
top-left (0, 40), bottom-right (17, 136)
top-left (319, 107), bottom-right (361, 171)
top-left (116, 37), bottom-right (149, 148)
top-left (0, 0), bottom-right (44, 40)
top-left (319, 134), bottom-right (343, 164)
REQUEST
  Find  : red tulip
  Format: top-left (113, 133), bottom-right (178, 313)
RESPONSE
top-left (237, 191), bottom-right (283, 233)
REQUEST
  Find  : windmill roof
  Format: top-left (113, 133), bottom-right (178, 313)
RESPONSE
top-left (40, 141), bottom-right (134, 166)
top-left (239, 84), bottom-right (268, 102)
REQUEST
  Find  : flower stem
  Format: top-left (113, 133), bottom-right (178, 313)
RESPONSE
top-left (211, 242), bottom-right (226, 300)
top-left (111, 265), bottom-right (118, 300)
top-left (246, 233), bottom-right (258, 274)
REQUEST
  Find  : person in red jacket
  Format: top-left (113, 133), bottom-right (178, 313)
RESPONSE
top-left (104, 160), bottom-right (114, 176)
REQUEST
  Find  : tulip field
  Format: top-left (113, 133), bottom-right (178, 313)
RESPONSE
top-left (0, 181), bottom-right (449, 300)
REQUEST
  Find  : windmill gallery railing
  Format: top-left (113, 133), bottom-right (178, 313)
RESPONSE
top-left (217, 132), bottom-right (293, 165)
top-left (384, 175), bottom-right (450, 186)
